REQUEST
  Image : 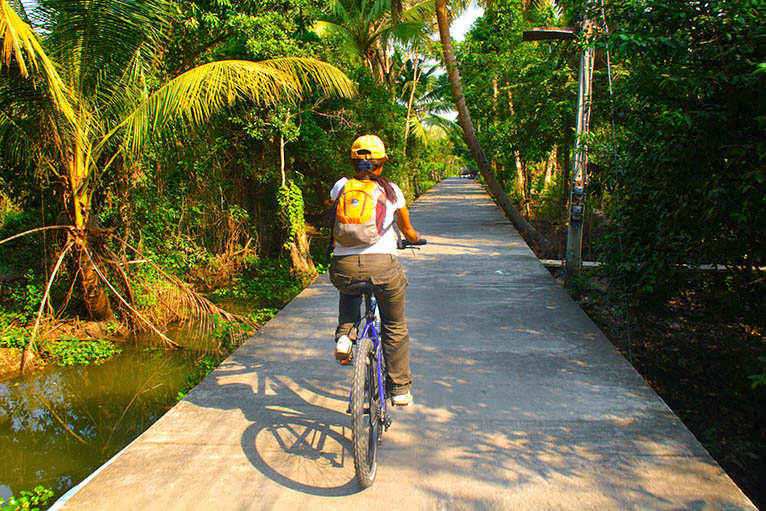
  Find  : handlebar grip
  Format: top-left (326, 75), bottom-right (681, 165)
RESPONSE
top-left (397, 238), bottom-right (427, 249)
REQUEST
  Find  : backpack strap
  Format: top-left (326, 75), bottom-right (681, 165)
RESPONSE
top-left (325, 185), bottom-right (344, 265)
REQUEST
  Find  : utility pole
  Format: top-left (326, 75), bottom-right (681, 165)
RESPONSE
top-left (566, 21), bottom-right (595, 279)
top-left (523, 20), bottom-right (595, 281)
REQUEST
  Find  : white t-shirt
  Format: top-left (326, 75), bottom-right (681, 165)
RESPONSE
top-left (330, 177), bottom-right (406, 256)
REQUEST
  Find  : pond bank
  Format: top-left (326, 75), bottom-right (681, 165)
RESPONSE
top-left (0, 293), bottom-right (291, 507)
top-left (0, 333), bottom-right (199, 504)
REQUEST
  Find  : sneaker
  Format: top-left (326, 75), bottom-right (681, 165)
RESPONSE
top-left (391, 391), bottom-right (413, 407)
top-left (334, 335), bottom-right (353, 365)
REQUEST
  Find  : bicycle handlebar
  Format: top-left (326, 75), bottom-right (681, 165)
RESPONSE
top-left (397, 238), bottom-right (427, 249)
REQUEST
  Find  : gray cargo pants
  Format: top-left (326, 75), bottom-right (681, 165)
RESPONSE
top-left (329, 254), bottom-right (412, 393)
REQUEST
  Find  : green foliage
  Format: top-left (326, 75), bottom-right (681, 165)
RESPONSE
top-left (592, 0), bottom-right (766, 303)
top-left (168, 0), bottom-right (320, 66)
top-left (0, 486), bottom-right (53, 511)
top-left (277, 180), bottom-right (306, 249)
top-left (0, 177), bottom-right (21, 228)
top-left (8, 271), bottom-right (43, 320)
top-left (459, 0), bottom-right (577, 231)
top-left (0, 208), bottom-right (48, 278)
top-left (0, 270), bottom-right (44, 349)
top-left (176, 354), bottom-right (220, 400)
top-left (46, 338), bottom-right (122, 366)
top-left (749, 357), bottom-right (766, 389)
top-left (212, 256), bottom-right (303, 306)
top-left (249, 308), bottom-right (278, 324)
top-left (208, 314), bottom-right (247, 353)
top-left (0, 313), bottom-right (28, 349)
top-left (462, 2), bottom-right (576, 165)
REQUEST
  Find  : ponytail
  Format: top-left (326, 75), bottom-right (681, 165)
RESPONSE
top-left (352, 159), bottom-right (397, 200)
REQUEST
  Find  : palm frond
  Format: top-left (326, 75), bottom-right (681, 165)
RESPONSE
top-left (35, 0), bottom-right (172, 98)
top-left (104, 58), bottom-right (355, 153)
top-left (261, 58), bottom-right (356, 99)
top-left (410, 113), bottom-right (459, 144)
top-left (312, 20), bottom-right (361, 58)
top-left (384, 21), bottom-right (431, 46)
top-left (325, 0), bottom-right (350, 22)
top-left (363, 0), bottom-right (388, 26)
top-left (400, 0), bottom-right (436, 24)
top-left (0, 0), bottom-right (77, 125)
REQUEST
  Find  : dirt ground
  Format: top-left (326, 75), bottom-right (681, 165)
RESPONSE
top-left (0, 347), bottom-right (21, 380)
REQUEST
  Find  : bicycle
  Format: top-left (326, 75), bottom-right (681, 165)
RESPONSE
top-left (346, 238), bottom-right (426, 488)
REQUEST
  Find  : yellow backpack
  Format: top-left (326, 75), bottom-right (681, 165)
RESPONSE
top-left (333, 179), bottom-right (391, 247)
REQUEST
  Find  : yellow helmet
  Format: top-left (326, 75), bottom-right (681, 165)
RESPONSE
top-left (351, 134), bottom-right (387, 160)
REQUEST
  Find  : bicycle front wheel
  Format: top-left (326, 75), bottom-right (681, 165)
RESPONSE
top-left (351, 336), bottom-right (381, 488)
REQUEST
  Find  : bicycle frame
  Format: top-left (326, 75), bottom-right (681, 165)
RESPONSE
top-left (350, 292), bottom-right (388, 422)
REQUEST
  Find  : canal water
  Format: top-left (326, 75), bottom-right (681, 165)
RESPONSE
top-left (0, 324), bottom-right (232, 505)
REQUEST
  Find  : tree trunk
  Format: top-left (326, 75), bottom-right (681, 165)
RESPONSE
top-left (69, 153), bottom-right (113, 321)
top-left (514, 149), bottom-right (526, 200)
top-left (289, 228), bottom-right (317, 278)
top-left (280, 181), bottom-right (317, 278)
top-left (403, 55), bottom-right (421, 157)
top-left (280, 134), bottom-right (286, 187)
top-left (543, 145), bottom-right (558, 192)
top-left (518, 156), bottom-right (531, 217)
top-left (20, 342), bottom-right (37, 373)
top-left (434, 0), bottom-right (552, 254)
top-left (491, 77), bottom-right (500, 179)
top-left (506, 88), bottom-right (527, 202)
top-left (78, 241), bottom-right (113, 321)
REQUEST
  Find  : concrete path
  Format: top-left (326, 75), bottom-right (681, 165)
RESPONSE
top-left (54, 179), bottom-right (756, 510)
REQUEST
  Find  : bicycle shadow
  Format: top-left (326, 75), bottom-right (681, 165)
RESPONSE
top-left (185, 355), bottom-right (363, 497)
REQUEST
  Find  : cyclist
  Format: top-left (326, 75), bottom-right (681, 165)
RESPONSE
top-left (329, 134), bottom-right (422, 407)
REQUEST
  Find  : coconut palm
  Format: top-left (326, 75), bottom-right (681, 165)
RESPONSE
top-left (313, 0), bottom-right (432, 86)
top-left (396, 55), bottom-right (454, 153)
top-left (0, 0), bottom-right (355, 367)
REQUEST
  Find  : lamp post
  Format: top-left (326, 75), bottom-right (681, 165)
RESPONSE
top-left (523, 21), bottom-right (595, 280)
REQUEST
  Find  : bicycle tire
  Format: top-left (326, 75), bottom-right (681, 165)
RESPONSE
top-left (351, 336), bottom-right (380, 488)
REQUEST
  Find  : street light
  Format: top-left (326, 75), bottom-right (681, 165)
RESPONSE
top-left (523, 22), bottom-right (595, 280)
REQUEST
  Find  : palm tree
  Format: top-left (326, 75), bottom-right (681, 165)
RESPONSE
top-left (0, 0), bottom-right (354, 367)
top-left (434, 0), bottom-right (552, 253)
top-left (396, 55), bottom-right (453, 154)
top-left (313, 0), bottom-right (432, 86)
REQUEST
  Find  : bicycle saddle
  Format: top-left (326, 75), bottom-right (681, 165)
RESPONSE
top-left (344, 281), bottom-right (374, 294)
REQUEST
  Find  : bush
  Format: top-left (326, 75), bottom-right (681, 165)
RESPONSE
top-left (595, 0), bottom-right (766, 304)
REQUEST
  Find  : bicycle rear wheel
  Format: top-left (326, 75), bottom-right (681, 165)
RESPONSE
top-left (351, 336), bottom-right (381, 488)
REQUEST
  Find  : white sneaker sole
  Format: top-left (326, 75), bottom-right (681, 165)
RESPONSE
top-left (335, 337), bottom-right (352, 365)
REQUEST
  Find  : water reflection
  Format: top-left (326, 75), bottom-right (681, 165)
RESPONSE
top-left (0, 324), bottom-right (222, 503)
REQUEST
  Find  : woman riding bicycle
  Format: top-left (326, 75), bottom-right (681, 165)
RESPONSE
top-left (329, 134), bottom-right (422, 407)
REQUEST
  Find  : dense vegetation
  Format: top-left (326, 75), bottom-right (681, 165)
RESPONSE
top-left (0, 0), bottom-right (460, 372)
top-left (1, 0), bottom-right (763, 506)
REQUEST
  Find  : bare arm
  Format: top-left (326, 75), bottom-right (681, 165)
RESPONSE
top-left (395, 205), bottom-right (420, 243)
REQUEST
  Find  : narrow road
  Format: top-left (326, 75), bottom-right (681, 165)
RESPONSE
top-left (54, 178), bottom-right (755, 510)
